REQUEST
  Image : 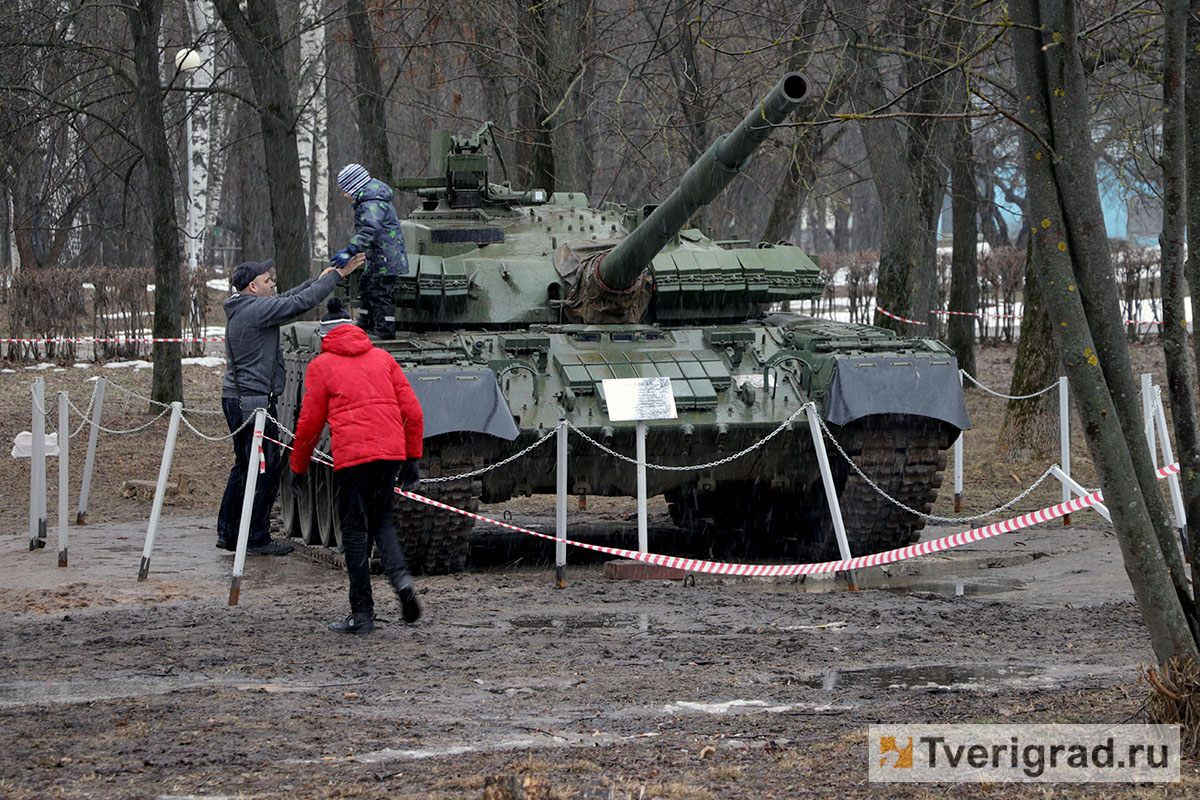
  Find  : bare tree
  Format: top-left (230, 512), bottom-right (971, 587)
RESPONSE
top-left (1157, 0), bottom-right (1200, 557)
top-left (124, 0), bottom-right (183, 405)
top-left (1013, 0), bottom-right (1197, 667)
top-left (344, 0), bottom-right (394, 182)
top-left (212, 0), bottom-right (311, 290)
top-left (830, 0), bottom-right (963, 332)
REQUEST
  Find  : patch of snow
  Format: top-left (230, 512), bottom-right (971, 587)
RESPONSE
top-left (102, 360), bottom-right (153, 370)
top-left (182, 356), bottom-right (225, 369)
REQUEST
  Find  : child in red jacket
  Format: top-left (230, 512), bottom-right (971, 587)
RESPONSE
top-left (290, 297), bottom-right (424, 634)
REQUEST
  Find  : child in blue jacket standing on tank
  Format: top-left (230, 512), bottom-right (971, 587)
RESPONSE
top-left (333, 163), bottom-right (410, 340)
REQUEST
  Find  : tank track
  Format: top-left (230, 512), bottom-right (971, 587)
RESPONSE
top-left (392, 439), bottom-right (482, 574)
top-left (665, 416), bottom-right (949, 563)
top-left (811, 415), bottom-right (948, 562)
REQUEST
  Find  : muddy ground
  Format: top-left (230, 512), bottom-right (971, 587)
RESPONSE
top-left (1, 344), bottom-right (1198, 798)
top-left (0, 507), bottom-right (1196, 799)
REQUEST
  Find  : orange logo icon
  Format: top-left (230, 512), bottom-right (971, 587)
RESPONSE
top-left (879, 736), bottom-right (913, 768)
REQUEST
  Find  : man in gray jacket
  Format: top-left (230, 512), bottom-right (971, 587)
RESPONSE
top-left (217, 254), bottom-right (364, 554)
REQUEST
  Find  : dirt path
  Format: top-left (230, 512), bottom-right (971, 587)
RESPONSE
top-left (0, 504), bottom-right (1194, 799)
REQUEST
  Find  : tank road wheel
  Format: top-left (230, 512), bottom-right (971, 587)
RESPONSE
top-left (314, 462), bottom-right (343, 550)
top-left (392, 435), bottom-right (482, 575)
top-left (296, 471), bottom-right (321, 545)
top-left (278, 471), bottom-right (299, 538)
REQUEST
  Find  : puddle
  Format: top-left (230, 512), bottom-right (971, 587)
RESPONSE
top-left (805, 663), bottom-right (1044, 693)
top-left (0, 675), bottom-right (311, 707)
top-left (861, 576), bottom-right (1025, 596)
top-left (509, 613), bottom-right (652, 630)
top-left (291, 731), bottom-right (631, 764)
top-left (737, 575), bottom-right (1024, 597)
top-left (663, 699), bottom-right (799, 715)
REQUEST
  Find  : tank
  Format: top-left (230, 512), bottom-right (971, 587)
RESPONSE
top-left (277, 72), bottom-right (970, 573)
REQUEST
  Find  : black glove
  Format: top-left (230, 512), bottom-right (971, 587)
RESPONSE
top-left (398, 459), bottom-right (421, 492)
top-left (288, 469), bottom-right (305, 494)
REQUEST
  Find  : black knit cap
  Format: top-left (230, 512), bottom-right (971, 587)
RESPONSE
top-left (319, 296), bottom-right (354, 337)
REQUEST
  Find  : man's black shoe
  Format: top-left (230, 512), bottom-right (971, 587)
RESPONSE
top-left (329, 612), bottom-right (375, 635)
top-left (392, 575), bottom-right (422, 624)
top-left (397, 585), bottom-right (422, 623)
top-left (247, 539), bottom-right (294, 556)
top-left (215, 537), bottom-right (235, 552)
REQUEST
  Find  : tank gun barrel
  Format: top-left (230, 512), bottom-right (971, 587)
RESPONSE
top-left (598, 72), bottom-right (810, 292)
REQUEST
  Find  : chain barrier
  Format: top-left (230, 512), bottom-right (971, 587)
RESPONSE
top-left (960, 370), bottom-right (1059, 401)
top-left (814, 411), bottom-right (1066, 524)
top-left (264, 411), bottom-right (333, 467)
top-left (13, 366), bottom-right (1119, 531)
top-left (179, 408), bottom-right (254, 443)
top-left (62, 390), bottom-right (97, 439)
top-left (566, 405), bottom-right (807, 472)
top-left (422, 425), bottom-right (562, 483)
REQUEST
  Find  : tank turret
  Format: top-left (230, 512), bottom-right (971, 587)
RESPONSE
top-left (596, 72), bottom-right (811, 293)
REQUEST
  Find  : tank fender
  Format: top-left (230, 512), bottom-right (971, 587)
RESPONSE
top-left (824, 356), bottom-right (971, 431)
top-left (407, 368), bottom-right (520, 440)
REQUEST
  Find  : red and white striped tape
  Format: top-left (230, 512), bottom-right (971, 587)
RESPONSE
top-left (395, 462), bottom-right (1180, 576)
top-left (0, 336), bottom-right (225, 344)
top-left (874, 305), bottom-right (929, 326)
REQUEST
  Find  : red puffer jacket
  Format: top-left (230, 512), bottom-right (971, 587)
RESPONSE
top-left (289, 324), bottom-right (423, 473)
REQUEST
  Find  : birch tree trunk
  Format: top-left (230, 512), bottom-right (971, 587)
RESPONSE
top-left (179, 0), bottom-right (219, 350)
top-left (1012, 0), bottom-right (1197, 666)
top-left (297, 0), bottom-right (328, 261)
top-left (124, 0), bottom-right (184, 405)
top-left (1157, 0), bottom-right (1200, 555)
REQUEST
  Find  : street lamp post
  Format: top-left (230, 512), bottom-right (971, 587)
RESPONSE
top-left (175, 48), bottom-right (201, 275)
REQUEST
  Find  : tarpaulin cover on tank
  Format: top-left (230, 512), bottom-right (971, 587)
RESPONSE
top-left (407, 369), bottom-right (519, 440)
top-left (824, 356), bottom-right (971, 430)
top-left (556, 240), bottom-right (654, 324)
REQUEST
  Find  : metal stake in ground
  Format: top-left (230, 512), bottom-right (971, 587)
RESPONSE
top-left (137, 402), bottom-right (183, 581)
top-left (805, 403), bottom-right (856, 590)
top-left (29, 377), bottom-right (47, 550)
top-left (228, 408), bottom-right (267, 606)
top-left (76, 377), bottom-right (106, 525)
top-left (1059, 376), bottom-right (1071, 525)
top-left (57, 392), bottom-right (69, 567)
top-left (555, 420), bottom-right (568, 588)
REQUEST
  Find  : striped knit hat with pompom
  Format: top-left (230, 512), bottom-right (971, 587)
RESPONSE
top-left (337, 163), bottom-right (372, 196)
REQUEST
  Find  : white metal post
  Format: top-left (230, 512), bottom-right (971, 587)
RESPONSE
top-left (76, 377), bottom-right (106, 524)
top-left (806, 404), bottom-right (855, 589)
top-left (1059, 376), bottom-right (1070, 517)
top-left (228, 408), bottom-right (267, 605)
top-left (1141, 373), bottom-right (1156, 459)
top-left (555, 421), bottom-right (568, 587)
top-left (953, 370), bottom-right (964, 512)
top-left (1153, 386), bottom-right (1187, 535)
top-left (29, 377), bottom-right (46, 550)
top-left (1050, 464), bottom-right (1111, 522)
top-left (57, 392), bottom-right (69, 567)
top-left (636, 419), bottom-right (648, 554)
top-left (138, 402), bottom-right (183, 581)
